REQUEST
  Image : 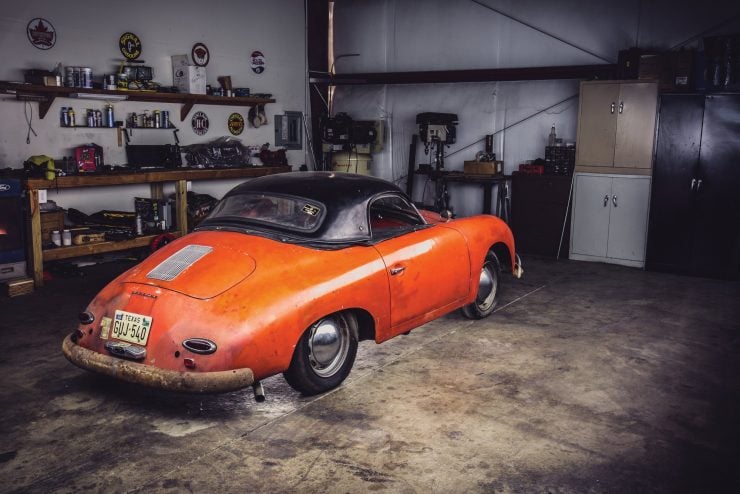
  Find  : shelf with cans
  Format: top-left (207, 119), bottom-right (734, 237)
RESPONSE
top-left (0, 81), bottom-right (276, 121)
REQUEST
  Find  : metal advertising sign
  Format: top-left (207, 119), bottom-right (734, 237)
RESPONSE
top-left (191, 111), bottom-right (209, 136)
top-left (251, 50), bottom-right (266, 74)
top-left (192, 43), bottom-right (210, 67)
top-left (228, 113), bottom-right (245, 135)
top-left (119, 32), bottom-right (142, 60)
top-left (27, 18), bottom-right (56, 50)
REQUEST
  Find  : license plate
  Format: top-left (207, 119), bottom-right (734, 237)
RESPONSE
top-left (112, 310), bottom-right (152, 345)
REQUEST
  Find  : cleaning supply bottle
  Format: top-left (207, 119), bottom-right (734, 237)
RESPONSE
top-left (548, 125), bottom-right (557, 147)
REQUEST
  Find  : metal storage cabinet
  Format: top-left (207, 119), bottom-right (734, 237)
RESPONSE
top-left (570, 173), bottom-right (651, 268)
top-left (647, 94), bottom-right (740, 279)
top-left (575, 81), bottom-right (658, 172)
top-left (510, 174), bottom-right (571, 258)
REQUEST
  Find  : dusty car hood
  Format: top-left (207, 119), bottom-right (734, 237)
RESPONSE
top-left (122, 231), bottom-right (256, 299)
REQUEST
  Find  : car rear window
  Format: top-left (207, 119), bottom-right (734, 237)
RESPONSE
top-left (207, 193), bottom-right (325, 232)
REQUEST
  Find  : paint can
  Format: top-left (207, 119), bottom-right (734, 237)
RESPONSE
top-left (80, 67), bottom-right (93, 88)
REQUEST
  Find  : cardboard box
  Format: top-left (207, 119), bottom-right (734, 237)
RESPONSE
top-left (172, 56), bottom-right (206, 94)
top-left (464, 160), bottom-right (503, 175)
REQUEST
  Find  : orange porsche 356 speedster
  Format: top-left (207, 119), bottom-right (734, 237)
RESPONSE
top-left (63, 172), bottom-right (522, 399)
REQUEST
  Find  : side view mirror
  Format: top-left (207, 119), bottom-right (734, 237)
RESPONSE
top-left (441, 210), bottom-right (453, 221)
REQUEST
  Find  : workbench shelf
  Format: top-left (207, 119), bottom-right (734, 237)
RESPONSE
top-left (0, 81), bottom-right (275, 121)
top-left (25, 166), bottom-right (291, 286)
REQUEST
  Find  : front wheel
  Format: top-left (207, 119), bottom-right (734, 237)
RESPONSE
top-left (461, 251), bottom-right (501, 319)
top-left (283, 312), bottom-right (358, 395)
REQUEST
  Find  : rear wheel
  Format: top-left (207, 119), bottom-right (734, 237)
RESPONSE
top-left (461, 251), bottom-right (501, 319)
top-left (283, 312), bottom-right (358, 395)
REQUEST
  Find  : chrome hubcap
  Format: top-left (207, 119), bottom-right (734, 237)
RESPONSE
top-left (476, 262), bottom-right (497, 310)
top-left (308, 315), bottom-right (349, 378)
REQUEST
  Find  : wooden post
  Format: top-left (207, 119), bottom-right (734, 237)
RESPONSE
top-left (175, 180), bottom-right (188, 235)
top-left (27, 189), bottom-right (44, 286)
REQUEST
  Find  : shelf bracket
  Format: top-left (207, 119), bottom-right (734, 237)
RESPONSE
top-left (180, 101), bottom-right (195, 121)
top-left (38, 96), bottom-right (55, 119)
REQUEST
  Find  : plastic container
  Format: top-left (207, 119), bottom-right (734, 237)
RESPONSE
top-left (62, 229), bottom-right (72, 246)
top-left (51, 230), bottom-right (61, 247)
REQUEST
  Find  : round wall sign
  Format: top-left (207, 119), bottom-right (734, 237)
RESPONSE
top-left (191, 111), bottom-right (209, 136)
top-left (192, 42), bottom-right (210, 67)
top-left (119, 32), bottom-right (142, 60)
top-left (250, 50), bottom-right (266, 74)
top-left (228, 113), bottom-right (245, 135)
top-left (27, 18), bottom-right (56, 50)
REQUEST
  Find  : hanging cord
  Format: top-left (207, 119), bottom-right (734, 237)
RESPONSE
top-left (24, 102), bottom-right (38, 144)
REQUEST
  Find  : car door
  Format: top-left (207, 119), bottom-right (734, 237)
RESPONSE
top-left (369, 195), bottom-right (470, 333)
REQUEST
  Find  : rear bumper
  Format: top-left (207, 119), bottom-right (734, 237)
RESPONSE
top-left (62, 334), bottom-right (254, 393)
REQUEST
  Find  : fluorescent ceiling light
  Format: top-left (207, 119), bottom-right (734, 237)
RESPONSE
top-left (70, 92), bottom-right (128, 101)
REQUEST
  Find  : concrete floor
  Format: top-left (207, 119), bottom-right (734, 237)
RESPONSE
top-left (0, 256), bottom-right (738, 493)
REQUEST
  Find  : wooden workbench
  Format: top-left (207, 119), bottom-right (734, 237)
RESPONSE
top-left (25, 166), bottom-right (290, 286)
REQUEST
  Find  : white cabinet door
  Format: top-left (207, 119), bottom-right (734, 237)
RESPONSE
top-left (571, 174), bottom-right (612, 257)
top-left (606, 176), bottom-right (651, 262)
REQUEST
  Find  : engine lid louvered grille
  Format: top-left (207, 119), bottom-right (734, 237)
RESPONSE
top-left (147, 245), bottom-right (213, 281)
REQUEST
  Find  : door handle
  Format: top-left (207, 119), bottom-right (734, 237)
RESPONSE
top-left (610, 102), bottom-right (616, 114)
top-left (696, 179), bottom-right (703, 191)
top-left (612, 195), bottom-right (618, 207)
top-left (390, 266), bottom-right (406, 276)
top-left (618, 101), bottom-right (624, 114)
top-left (691, 178), bottom-right (697, 191)
top-left (603, 194), bottom-right (609, 207)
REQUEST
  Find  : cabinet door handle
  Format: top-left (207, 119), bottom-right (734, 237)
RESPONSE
top-left (691, 178), bottom-right (697, 191)
top-left (610, 102), bottom-right (616, 114)
top-left (612, 195), bottom-right (618, 207)
top-left (618, 101), bottom-right (624, 114)
top-left (603, 194), bottom-right (609, 207)
top-left (696, 179), bottom-right (703, 191)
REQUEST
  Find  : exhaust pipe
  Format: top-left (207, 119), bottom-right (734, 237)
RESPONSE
top-left (252, 381), bottom-right (265, 402)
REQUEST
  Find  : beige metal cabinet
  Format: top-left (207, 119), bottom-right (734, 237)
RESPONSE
top-left (575, 81), bottom-right (658, 172)
top-left (570, 173), bottom-right (651, 268)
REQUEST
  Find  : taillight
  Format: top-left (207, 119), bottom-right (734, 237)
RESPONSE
top-left (182, 338), bottom-right (217, 355)
top-left (78, 311), bottom-right (95, 325)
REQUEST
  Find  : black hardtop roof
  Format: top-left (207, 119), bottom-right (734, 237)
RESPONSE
top-left (212, 171), bottom-right (412, 245)
top-left (226, 171), bottom-right (404, 208)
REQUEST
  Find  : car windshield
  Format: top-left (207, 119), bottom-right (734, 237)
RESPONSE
top-left (206, 193), bottom-right (325, 232)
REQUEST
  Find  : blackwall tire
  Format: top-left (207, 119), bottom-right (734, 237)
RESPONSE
top-left (283, 312), bottom-right (358, 395)
top-left (461, 251), bottom-right (501, 320)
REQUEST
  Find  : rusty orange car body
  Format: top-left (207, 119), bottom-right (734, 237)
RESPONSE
top-left (63, 172), bottom-right (521, 397)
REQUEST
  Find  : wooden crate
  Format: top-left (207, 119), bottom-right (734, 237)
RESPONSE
top-left (3, 277), bottom-right (34, 297)
top-left (40, 210), bottom-right (65, 243)
top-left (464, 160), bottom-right (503, 175)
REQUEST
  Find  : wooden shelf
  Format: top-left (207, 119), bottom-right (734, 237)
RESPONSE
top-left (0, 81), bottom-right (275, 121)
top-left (43, 233), bottom-right (181, 262)
top-left (25, 166), bottom-right (291, 190)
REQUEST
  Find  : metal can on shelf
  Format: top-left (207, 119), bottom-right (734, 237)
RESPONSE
top-left (161, 111), bottom-right (170, 129)
top-left (105, 105), bottom-right (114, 128)
top-left (80, 67), bottom-right (93, 88)
top-left (60, 107), bottom-right (69, 127)
top-left (154, 110), bottom-right (161, 128)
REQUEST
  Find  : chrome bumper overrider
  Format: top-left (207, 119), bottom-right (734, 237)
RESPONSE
top-left (62, 334), bottom-right (254, 393)
top-left (513, 254), bottom-right (524, 278)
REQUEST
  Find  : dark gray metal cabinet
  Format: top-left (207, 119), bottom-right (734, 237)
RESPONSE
top-left (511, 174), bottom-right (571, 258)
top-left (647, 94), bottom-right (740, 279)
